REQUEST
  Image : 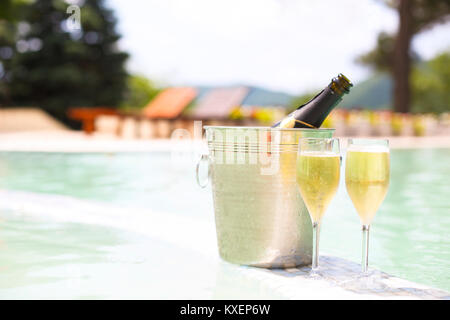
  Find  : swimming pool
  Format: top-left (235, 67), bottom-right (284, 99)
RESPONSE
top-left (0, 149), bottom-right (449, 298)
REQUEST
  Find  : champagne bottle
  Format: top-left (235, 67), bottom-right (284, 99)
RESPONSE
top-left (272, 73), bottom-right (353, 128)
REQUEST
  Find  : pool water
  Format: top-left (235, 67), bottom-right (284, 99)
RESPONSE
top-left (0, 149), bottom-right (449, 296)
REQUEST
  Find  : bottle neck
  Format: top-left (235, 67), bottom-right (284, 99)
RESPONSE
top-left (290, 86), bottom-right (343, 128)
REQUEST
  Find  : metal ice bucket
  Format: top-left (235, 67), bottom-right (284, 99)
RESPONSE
top-left (197, 126), bottom-right (334, 268)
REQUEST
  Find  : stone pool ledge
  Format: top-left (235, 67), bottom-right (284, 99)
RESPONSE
top-left (254, 256), bottom-right (450, 300)
top-left (211, 255), bottom-right (450, 300)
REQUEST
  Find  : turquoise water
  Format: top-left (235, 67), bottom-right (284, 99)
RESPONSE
top-left (0, 149), bottom-right (449, 294)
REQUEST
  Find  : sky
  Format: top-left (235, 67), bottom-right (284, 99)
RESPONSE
top-left (107, 0), bottom-right (450, 95)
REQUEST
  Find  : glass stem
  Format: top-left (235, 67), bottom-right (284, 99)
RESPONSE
top-left (312, 221), bottom-right (320, 269)
top-left (361, 224), bottom-right (370, 273)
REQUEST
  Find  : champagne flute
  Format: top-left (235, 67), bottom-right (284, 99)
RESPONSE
top-left (345, 139), bottom-right (390, 274)
top-left (296, 138), bottom-right (341, 273)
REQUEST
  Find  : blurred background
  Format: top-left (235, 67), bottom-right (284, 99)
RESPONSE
top-left (0, 0), bottom-right (449, 138)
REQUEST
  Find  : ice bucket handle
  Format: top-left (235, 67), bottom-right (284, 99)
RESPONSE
top-left (196, 154), bottom-right (209, 188)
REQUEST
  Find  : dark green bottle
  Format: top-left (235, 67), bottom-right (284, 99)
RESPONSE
top-left (272, 73), bottom-right (353, 128)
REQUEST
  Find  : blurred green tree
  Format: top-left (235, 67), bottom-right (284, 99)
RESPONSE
top-left (411, 52), bottom-right (450, 113)
top-left (357, 0), bottom-right (450, 113)
top-left (356, 32), bottom-right (396, 72)
top-left (2, 0), bottom-right (128, 127)
top-left (121, 75), bottom-right (161, 111)
top-left (0, 0), bottom-right (30, 104)
top-left (0, 0), bottom-right (30, 20)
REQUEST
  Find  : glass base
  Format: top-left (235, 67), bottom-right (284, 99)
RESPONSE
top-left (306, 266), bottom-right (339, 287)
top-left (339, 270), bottom-right (388, 292)
top-left (308, 267), bottom-right (323, 279)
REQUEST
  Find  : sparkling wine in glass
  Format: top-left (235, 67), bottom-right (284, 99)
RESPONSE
top-left (345, 139), bottom-right (390, 273)
top-left (296, 138), bottom-right (341, 273)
